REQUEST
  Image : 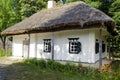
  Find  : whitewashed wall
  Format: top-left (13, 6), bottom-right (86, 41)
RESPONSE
top-left (36, 29), bottom-right (95, 63)
top-left (12, 28), bottom-right (109, 63)
top-left (36, 32), bottom-right (52, 59)
top-left (12, 34), bottom-right (36, 58)
top-left (12, 35), bottom-right (24, 57)
top-left (54, 30), bottom-right (95, 63)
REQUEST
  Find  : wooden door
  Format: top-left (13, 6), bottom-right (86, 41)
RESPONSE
top-left (23, 39), bottom-right (29, 58)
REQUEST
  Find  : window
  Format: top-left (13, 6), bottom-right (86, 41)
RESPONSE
top-left (43, 39), bottom-right (51, 52)
top-left (95, 39), bottom-right (106, 54)
top-left (68, 38), bottom-right (81, 54)
top-left (102, 42), bottom-right (105, 53)
top-left (95, 39), bottom-right (99, 54)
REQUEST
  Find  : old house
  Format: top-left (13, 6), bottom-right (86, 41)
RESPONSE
top-left (2, 1), bottom-right (117, 65)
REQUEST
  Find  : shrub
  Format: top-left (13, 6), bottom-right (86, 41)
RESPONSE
top-left (47, 60), bottom-right (64, 71)
top-left (23, 58), bottom-right (83, 74)
top-left (22, 58), bottom-right (120, 80)
top-left (0, 50), bottom-right (12, 57)
top-left (24, 58), bottom-right (47, 69)
top-left (0, 50), bottom-right (5, 56)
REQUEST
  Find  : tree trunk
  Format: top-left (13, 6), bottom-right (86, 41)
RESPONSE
top-left (0, 35), bottom-right (6, 51)
top-left (2, 40), bottom-right (6, 51)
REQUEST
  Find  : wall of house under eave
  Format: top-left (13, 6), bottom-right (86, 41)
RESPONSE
top-left (94, 29), bottom-right (108, 62)
top-left (12, 29), bottom-right (99, 63)
top-left (12, 34), bottom-right (36, 58)
top-left (36, 29), bottom-right (95, 63)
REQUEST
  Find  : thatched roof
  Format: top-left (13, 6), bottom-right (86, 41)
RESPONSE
top-left (2, 1), bottom-right (117, 35)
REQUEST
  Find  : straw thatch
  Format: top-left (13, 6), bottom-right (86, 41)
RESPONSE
top-left (2, 1), bottom-right (117, 35)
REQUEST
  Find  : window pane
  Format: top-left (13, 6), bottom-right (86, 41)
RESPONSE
top-left (102, 44), bottom-right (105, 53)
top-left (95, 43), bottom-right (99, 54)
top-left (43, 39), bottom-right (51, 52)
top-left (68, 38), bottom-right (81, 54)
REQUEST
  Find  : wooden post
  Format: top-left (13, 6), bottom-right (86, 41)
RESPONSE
top-left (51, 32), bottom-right (54, 60)
top-left (5, 36), bottom-right (8, 57)
top-left (35, 34), bottom-right (37, 58)
top-left (28, 34), bottom-right (30, 59)
top-left (111, 38), bottom-right (114, 59)
top-left (108, 38), bottom-right (111, 60)
top-left (99, 27), bottom-right (102, 69)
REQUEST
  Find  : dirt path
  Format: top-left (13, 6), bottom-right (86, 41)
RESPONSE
top-left (0, 66), bottom-right (6, 80)
top-left (0, 57), bottom-right (22, 80)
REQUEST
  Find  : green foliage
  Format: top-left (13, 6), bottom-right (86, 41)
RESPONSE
top-left (66, 0), bottom-right (80, 3)
top-left (20, 59), bottom-right (120, 80)
top-left (0, 0), bottom-right (47, 51)
top-left (0, 50), bottom-right (6, 56)
top-left (23, 58), bottom-right (82, 74)
top-left (83, 0), bottom-right (101, 8)
top-left (47, 60), bottom-right (63, 71)
top-left (0, 0), bottom-right (20, 50)
top-left (109, 0), bottom-right (120, 26)
top-left (66, 0), bottom-right (101, 8)
top-left (97, 0), bottom-right (120, 55)
top-left (0, 49), bottom-right (12, 56)
top-left (98, 0), bottom-right (113, 14)
top-left (0, 0), bottom-right (16, 31)
top-left (107, 0), bottom-right (120, 54)
top-left (19, 0), bottom-right (47, 19)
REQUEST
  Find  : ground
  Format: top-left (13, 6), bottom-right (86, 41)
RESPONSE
top-left (0, 57), bottom-right (22, 80)
top-left (0, 57), bottom-right (120, 80)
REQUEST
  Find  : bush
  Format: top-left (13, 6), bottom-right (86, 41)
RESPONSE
top-left (23, 58), bottom-right (83, 74)
top-left (24, 58), bottom-right (47, 68)
top-left (22, 58), bottom-right (120, 80)
top-left (0, 50), bottom-right (5, 56)
top-left (47, 60), bottom-right (64, 71)
top-left (0, 50), bottom-right (12, 57)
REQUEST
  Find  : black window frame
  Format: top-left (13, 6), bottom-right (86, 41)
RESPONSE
top-left (43, 39), bottom-right (51, 53)
top-left (68, 38), bottom-right (81, 54)
top-left (102, 41), bottom-right (106, 53)
top-left (95, 39), bottom-right (106, 54)
top-left (95, 39), bottom-right (99, 54)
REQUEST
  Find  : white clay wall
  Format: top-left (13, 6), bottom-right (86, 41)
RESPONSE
top-left (12, 34), bottom-right (36, 58)
top-left (36, 29), bottom-right (95, 63)
top-left (12, 28), bottom-right (108, 63)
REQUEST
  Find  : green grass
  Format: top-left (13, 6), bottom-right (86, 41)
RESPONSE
top-left (0, 49), bottom-right (12, 57)
top-left (6, 63), bottom-right (82, 80)
top-left (5, 58), bottom-right (120, 80)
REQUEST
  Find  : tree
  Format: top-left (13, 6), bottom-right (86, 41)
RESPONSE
top-left (0, 0), bottom-right (47, 52)
top-left (108, 0), bottom-right (120, 56)
top-left (66, 0), bottom-right (101, 8)
top-left (19, 0), bottom-right (47, 20)
top-left (66, 0), bottom-right (80, 3)
top-left (0, 0), bottom-right (18, 51)
top-left (109, 0), bottom-right (120, 27)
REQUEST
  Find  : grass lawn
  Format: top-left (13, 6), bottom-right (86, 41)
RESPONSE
top-left (5, 59), bottom-right (120, 80)
top-left (6, 63), bottom-right (83, 80)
